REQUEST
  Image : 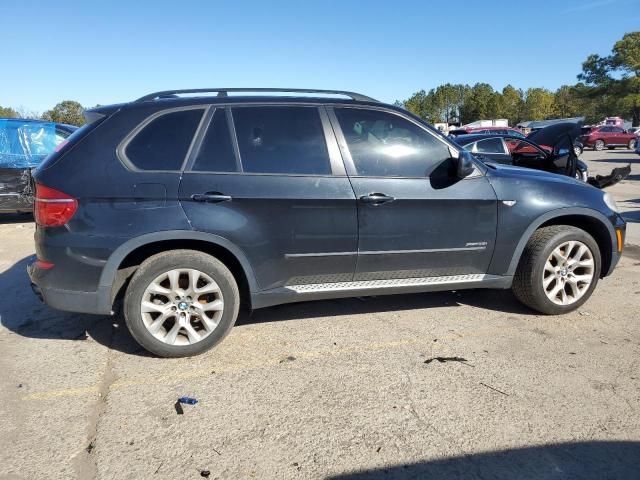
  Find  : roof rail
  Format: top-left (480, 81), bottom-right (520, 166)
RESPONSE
top-left (135, 88), bottom-right (378, 103)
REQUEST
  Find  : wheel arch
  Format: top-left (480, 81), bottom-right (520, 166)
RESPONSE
top-left (99, 231), bottom-right (258, 312)
top-left (505, 208), bottom-right (616, 278)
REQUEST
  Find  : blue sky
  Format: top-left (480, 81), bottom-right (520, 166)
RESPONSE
top-left (1, 0), bottom-right (638, 113)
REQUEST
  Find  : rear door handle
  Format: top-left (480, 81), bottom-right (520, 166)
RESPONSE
top-left (359, 193), bottom-right (395, 205)
top-left (191, 193), bottom-right (232, 203)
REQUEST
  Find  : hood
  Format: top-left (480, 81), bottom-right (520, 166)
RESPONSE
top-left (484, 161), bottom-right (585, 186)
top-left (527, 121), bottom-right (582, 151)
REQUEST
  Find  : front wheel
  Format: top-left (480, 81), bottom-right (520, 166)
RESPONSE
top-left (594, 140), bottom-right (605, 151)
top-left (512, 226), bottom-right (601, 315)
top-left (124, 250), bottom-right (240, 357)
top-left (629, 139), bottom-right (637, 150)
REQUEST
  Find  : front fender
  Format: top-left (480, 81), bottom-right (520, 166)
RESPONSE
top-left (490, 207), bottom-right (618, 277)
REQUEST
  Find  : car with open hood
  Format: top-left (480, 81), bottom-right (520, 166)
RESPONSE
top-left (454, 122), bottom-right (588, 180)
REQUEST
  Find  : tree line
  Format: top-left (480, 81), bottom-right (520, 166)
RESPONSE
top-left (399, 31), bottom-right (639, 127)
top-left (0, 100), bottom-right (86, 126)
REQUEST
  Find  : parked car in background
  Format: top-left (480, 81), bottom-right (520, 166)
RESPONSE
top-left (449, 126), bottom-right (526, 138)
top-left (0, 118), bottom-right (77, 213)
top-left (578, 126), bottom-right (637, 151)
top-left (28, 88), bottom-right (625, 357)
top-left (454, 131), bottom-right (589, 182)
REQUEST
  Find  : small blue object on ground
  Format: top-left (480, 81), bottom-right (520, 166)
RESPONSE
top-left (178, 396), bottom-right (198, 405)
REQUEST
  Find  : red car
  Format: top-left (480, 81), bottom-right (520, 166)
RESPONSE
top-left (578, 126), bottom-right (637, 151)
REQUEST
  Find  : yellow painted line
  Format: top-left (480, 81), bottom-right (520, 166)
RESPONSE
top-left (22, 324), bottom-right (514, 401)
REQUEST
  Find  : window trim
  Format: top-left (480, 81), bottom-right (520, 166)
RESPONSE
top-left (116, 105), bottom-right (209, 173)
top-left (183, 107), bottom-right (241, 174)
top-left (327, 105), bottom-right (464, 179)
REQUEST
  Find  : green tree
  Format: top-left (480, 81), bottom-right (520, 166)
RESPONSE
top-left (578, 31), bottom-right (640, 126)
top-left (0, 106), bottom-right (18, 118)
top-left (460, 83), bottom-right (499, 124)
top-left (523, 88), bottom-right (556, 120)
top-left (403, 89), bottom-right (439, 123)
top-left (498, 85), bottom-right (524, 126)
top-left (42, 100), bottom-right (85, 126)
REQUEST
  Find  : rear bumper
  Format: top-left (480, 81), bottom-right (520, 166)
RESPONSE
top-left (28, 261), bottom-right (112, 315)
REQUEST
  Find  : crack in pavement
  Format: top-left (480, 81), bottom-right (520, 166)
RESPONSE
top-left (71, 322), bottom-right (118, 480)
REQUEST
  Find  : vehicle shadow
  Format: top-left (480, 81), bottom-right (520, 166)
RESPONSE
top-left (0, 255), bottom-right (151, 356)
top-left (327, 441), bottom-right (640, 480)
top-left (238, 287), bottom-right (534, 327)
top-left (0, 212), bottom-right (33, 224)
top-left (1, 256), bottom-right (536, 355)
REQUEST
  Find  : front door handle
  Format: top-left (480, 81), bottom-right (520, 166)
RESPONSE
top-left (359, 193), bottom-right (395, 205)
top-left (191, 192), bottom-right (232, 203)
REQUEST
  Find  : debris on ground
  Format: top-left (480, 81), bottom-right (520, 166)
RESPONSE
top-left (178, 396), bottom-right (198, 405)
top-left (424, 356), bottom-right (473, 367)
top-left (86, 441), bottom-right (95, 454)
top-left (174, 401), bottom-right (184, 415)
top-left (479, 382), bottom-right (509, 396)
top-left (579, 311), bottom-right (591, 316)
top-left (279, 356), bottom-right (296, 363)
top-left (200, 470), bottom-right (211, 478)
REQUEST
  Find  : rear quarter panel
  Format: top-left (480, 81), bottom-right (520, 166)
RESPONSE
top-left (33, 105), bottom-right (192, 292)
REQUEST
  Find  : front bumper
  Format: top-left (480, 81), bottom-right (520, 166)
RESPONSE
top-left (28, 261), bottom-right (113, 315)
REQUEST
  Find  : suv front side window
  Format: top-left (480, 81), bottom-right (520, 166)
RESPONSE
top-left (231, 106), bottom-right (331, 175)
top-left (334, 107), bottom-right (452, 177)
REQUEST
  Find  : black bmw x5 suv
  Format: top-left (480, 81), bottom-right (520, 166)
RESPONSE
top-left (28, 88), bottom-right (626, 357)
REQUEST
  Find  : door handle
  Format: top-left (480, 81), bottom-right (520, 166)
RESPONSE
top-left (191, 192), bottom-right (232, 203)
top-left (359, 193), bottom-right (395, 205)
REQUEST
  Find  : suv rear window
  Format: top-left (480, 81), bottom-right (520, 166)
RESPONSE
top-left (125, 108), bottom-right (204, 170)
top-left (232, 106), bottom-right (331, 175)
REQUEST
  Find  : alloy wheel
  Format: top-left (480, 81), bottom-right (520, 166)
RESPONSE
top-left (140, 268), bottom-right (224, 346)
top-left (542, 241), bottom-right (594, 306)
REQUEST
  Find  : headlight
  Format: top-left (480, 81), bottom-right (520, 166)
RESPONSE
top-left (603, 192), bottom-right (619, 212)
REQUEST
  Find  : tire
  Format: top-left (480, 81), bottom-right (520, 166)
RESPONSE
top-left (124, 250), bottom-right (240, 357)
top-left (512, 226), bottom-right (601, 315)
top-left (629, 139), bottom-right (637, 150)
top-left (594, 140), bottom-right (605, 151)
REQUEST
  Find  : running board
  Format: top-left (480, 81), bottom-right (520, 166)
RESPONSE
top-left (251, 274), bottom-right (511, 309)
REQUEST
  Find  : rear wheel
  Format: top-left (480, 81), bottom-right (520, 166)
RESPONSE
top-left (124, 250), bottom-right (239, 357)
top-left (594, 140), bottom-right (605, 151)
top-left (629, 139), bottom-right (637, 150)
top-left (512, 226), bottom-right (601, 315)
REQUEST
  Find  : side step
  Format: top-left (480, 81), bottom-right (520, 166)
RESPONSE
top-left (251, 274), bottom-right (512, 309)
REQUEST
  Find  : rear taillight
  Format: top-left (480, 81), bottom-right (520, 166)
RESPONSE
top-left (34, 184), bottom-right (78, 227)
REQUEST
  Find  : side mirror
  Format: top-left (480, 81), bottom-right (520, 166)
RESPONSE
top-left (457, 150), bottom-right (475, 178)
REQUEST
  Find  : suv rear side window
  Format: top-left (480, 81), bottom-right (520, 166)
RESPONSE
top-left (335, 107), bottom-right (451, 177)
top-left (192, 109), bottom-right (237, 172)
top-left (232, 106), bottom-right (331, 175)
top-left (125, 108), bottom-right (204, 170)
